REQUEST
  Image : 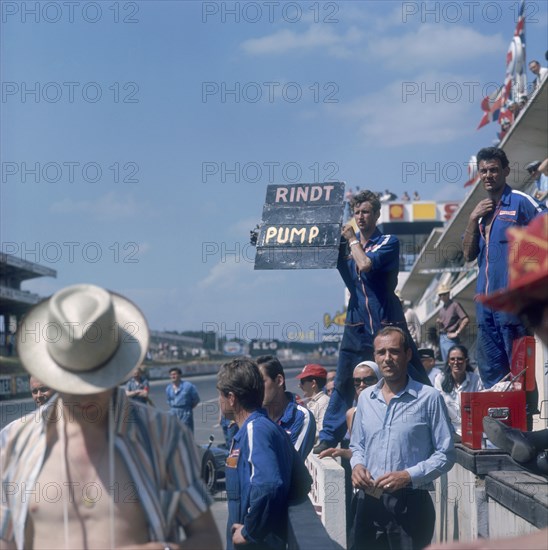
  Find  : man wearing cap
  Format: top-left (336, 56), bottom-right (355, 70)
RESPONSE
top-left (435, 284), bottom-right (469, 363)
top-left (419, 348), bottom-right (442, 385)
top-left (0, 284), bottom-right (221, 549)
top-left (296, 364), bottom-right (330, 440)
top-left (256, 355), bottom-right (316, 458)
top-left (463, 147), bottom-right (546, 388)
top-left (314, 190), bottom-right (430, 454)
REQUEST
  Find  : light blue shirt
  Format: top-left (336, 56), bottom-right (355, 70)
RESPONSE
top-left (350, 375), bottom-right (455, 489)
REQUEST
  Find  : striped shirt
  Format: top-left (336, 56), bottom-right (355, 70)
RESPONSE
top-left (0, 389), bottom-right (211, 548)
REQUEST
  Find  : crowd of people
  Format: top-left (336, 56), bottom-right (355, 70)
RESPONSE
top-left (495, 58), bottom-right (548, 144)
top-left (1, 145), bottom-right (547, 550)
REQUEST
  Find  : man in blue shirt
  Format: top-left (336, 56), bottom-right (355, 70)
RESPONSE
top-left (256, 355), bottom-right (316, 459)
top-left (165, 367), bottom-right (200, 432)
top-left (124, 366), bottom-right (150, 404)
top-left (314, 190), bottom-right (430, 454)
top-left (350, 326), bottom-right (455, 549)
top-left (463, 147), bottom-right (546, 388)
top-left (217, 357), bottom-right (298, 550)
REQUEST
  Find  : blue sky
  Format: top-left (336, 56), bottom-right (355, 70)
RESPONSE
top-left (2, 0), bottom-right (547, 342)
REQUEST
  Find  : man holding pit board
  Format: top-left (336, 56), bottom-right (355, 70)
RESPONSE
top-left (313, 190), bottom-right (430, 453)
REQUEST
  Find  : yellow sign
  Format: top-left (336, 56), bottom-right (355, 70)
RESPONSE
top-left (412, 203), bottom-right (437, 220)
top-left (323, 309), bottom-right (347, 328)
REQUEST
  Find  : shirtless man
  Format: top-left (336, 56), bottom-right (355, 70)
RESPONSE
top-left (1, 284), bottom-right (221, 549)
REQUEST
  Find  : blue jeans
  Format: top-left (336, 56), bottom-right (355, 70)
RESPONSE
top-left (476, 303), bottom-right (526, 388)
top-left (439, 333), bottom-right (459, 363)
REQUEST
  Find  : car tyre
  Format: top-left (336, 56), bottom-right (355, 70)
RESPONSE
top-left (201, 451), bottom-right (217, 494)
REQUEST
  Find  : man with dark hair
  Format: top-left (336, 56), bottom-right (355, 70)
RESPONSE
top-left (314, 190), bottom-right (430, 454)
top-left (350, 326), bottom-right (455, 549)
top-left (166, 366), bottom-right (200, 432)
top-left (256, 355), bottom-right (316, 458)
top-left (418, 348), bottom-right (442, 385)
top-left (529, 59), bottom-right (547, 90)
top-left (463, 147), bottom-right (546, 388)
top-left (217, 357), bottom-right (302, 550)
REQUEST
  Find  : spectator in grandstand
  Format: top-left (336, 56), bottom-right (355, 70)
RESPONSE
top-left (529, 59), bottom-right (548, 90)
top-left (433, 345), bottom-right (482, 437)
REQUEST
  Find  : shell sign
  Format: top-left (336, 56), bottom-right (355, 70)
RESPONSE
top-left (389, 204), bottom-right (405, 220)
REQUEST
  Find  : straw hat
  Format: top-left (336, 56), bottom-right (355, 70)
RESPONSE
top-left (437, 284), bottom-right (451, 295)
top-left (17, 284), bottom-right (149, 395)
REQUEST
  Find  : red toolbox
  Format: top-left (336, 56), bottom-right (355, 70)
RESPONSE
top-left (511, 336), bottom-right (536, 391)
top-left (461, 391), bottom-right (527, 449)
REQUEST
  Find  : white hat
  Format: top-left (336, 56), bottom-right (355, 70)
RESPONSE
top-left (17, 284), bottom-right (149, 395)
top-left (354, 360), bottom-right (382, 380)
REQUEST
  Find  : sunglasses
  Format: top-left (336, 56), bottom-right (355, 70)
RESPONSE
top-left (31, 386), bottom-right (50, 394)
top-left (353, 376), bottom-right (377, 387)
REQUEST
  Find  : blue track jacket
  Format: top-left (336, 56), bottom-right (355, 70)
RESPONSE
top-left (225, 409), bottom-right (294, 550)
top-left (278, 392), bottom-right (316, 459)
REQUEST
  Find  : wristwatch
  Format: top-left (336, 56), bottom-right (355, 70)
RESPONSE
top-left (349, 239), bottom-right (360, 247)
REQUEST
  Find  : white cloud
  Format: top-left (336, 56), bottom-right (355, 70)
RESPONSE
top-left (241, 25), bottom-right (363, 57)
top-left (331, 72), bottom-right (481, 147)
top-left (369, 25), bottom-right (506, 71)
top-left (50, 192), bottom-right (141, 220)
top-left (198, 258), bottom-right (256, 290)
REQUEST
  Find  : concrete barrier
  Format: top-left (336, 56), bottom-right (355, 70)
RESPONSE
top-left (305, 454), bottom-right (347, 548)
top-left (432, 444), bottom-right (545, 544)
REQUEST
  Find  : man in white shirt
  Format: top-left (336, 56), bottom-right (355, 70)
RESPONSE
top-left (529, 59), bottom-right (548, 90)
top-left (296, 364), bottom-right (330, 440)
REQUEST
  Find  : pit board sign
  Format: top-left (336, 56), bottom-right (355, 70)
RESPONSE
top-left (254, 182), bottom-right (345, 270)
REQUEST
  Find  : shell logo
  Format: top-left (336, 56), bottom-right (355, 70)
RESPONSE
top-left (389, 204), bottom-right (405, 220)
